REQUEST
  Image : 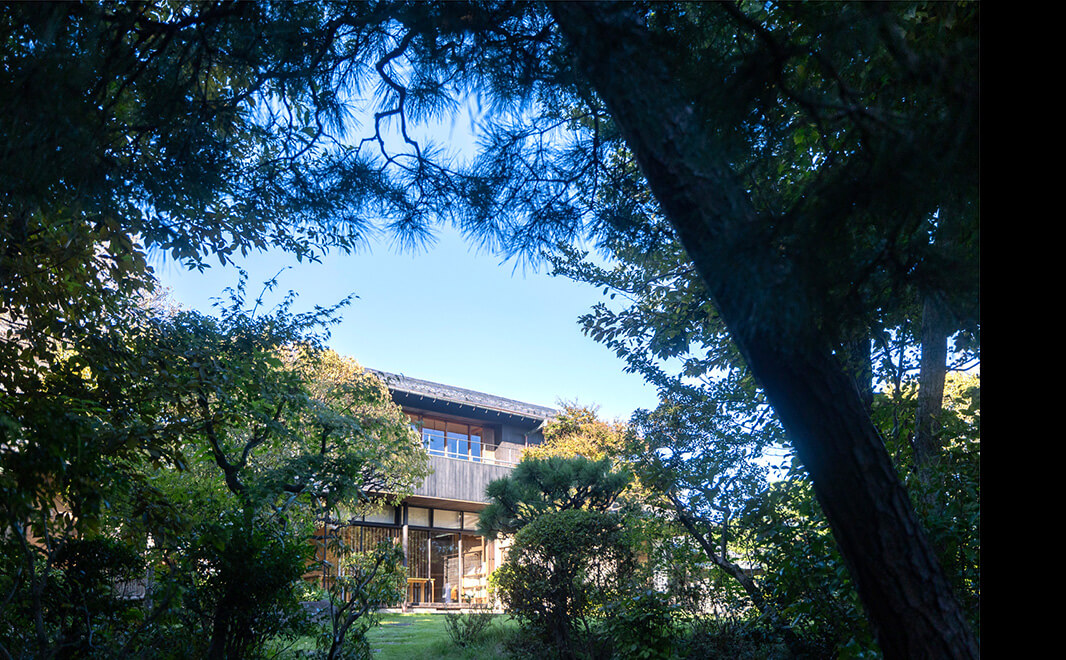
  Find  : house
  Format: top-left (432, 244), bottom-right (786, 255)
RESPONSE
top-left (318, 370), bottom-right (555, 607)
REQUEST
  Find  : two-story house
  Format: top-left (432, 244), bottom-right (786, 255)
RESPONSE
top-left (321, 371), bottom-right (555, 607)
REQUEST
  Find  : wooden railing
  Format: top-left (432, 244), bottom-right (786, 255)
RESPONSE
top-left (424, 441), bottom-right (523, 467)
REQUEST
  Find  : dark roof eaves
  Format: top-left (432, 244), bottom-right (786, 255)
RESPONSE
top-left (370, 370), bottom-right (557, 422)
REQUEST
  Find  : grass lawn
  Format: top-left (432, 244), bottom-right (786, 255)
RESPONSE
top-left (367, 612), bottom-right (518, 660)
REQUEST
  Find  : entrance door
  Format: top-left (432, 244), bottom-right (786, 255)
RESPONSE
top-left (429, 532), bottom-right (459, 603)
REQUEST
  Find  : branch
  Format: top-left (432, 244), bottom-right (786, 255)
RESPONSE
top-left (196, 386), bottom-right (244, 496)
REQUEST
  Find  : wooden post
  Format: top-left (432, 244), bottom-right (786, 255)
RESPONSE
top-left (402, 514), bottom-right (409, 612)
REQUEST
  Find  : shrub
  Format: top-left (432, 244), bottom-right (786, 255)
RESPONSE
top-left (599, 589), bottom-right (681, 660)
top-left (0, 534), bottom-right (148, 658)
top-left (170, 513), bottom-right (314, 659)
top-left (495, 509), bottom-right (636, 658)
top-left (318, 541), bottom-right (407, 660)
top-left (444, 607), bottom-right (497, 647)
top-left (679, 617), bottom-right (789, 660)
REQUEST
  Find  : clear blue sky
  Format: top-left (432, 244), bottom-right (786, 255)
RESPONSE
top-left (154, 226), bottom-right (660, 422)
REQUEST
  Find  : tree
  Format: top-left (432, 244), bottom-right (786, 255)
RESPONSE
top-left (540, 5), bottom-right (977, 657)
top-left (478, 455), bottom-right (631, 539)
top-left (524, 404), bottom-right (631, 463)
top-left (494, 509), bottom-right (637, 660)
top-left (130, 294), bottom-right (427, 658)
top-left (547, 152), bottom-right (979, 652)
top-left (0, 278), bottom-right (429, 657)
top-left (4, 3), bottom-right (979, 655)
top-left (481, 455), bottom-right (639, 659)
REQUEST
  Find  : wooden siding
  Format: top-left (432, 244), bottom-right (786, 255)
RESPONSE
top-left (413, 454), bottom-right (514, 504)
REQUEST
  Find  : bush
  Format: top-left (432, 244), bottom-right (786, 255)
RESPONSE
top-left (167, 513), bottom-right (315, 659)
top-left (444, 607), bottom-right (497, 647)
top-left (318, 541), bottom-right (407, 660)
top-left (495, 509), bottom-right (636, 658)
top-left (0, 534), bottom-right (147, 658)
top-left (679, 617), bottom-right (789, 660)
top-left (599, 590), bottom-right (681, 660)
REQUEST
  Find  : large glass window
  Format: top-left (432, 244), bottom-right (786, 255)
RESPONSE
top-left (401, 509), bottom-right (493, 604)
top-left (364, 505), bottom-right (397, 525)
top-left (435, 509), bottom-right (460, 529)
top-left (430, 533), bottom-right (459, 603)
top-left (408, 413), bottom-right (485, 463)
top-left (460, 534), bottom-right (488, 604)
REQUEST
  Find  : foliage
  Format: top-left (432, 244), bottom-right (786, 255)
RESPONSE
top-left (134, 295), bottom-right (426, 658)
top-left (679, 618), bottom-right (789, 660)
top-left (318, 541), bottom-right (408, 660)
top-left (526, 404), bottom-right (631, 462)
top-left (482, 455), bottom-right (645, 658)
top-left (743, 478), bottom-right (876, 657)
top-left (598, 589), bottom-right (682, 660)
top-left (0, 288), bottom-right (176, 658)
top-left (479, 456), bottom-right (631, 539)
top-left (0, 278), bottom-right (428, 657)
top-left (170, 513), bottom-right (316, 659)
top-left (0, 1), bottom-right (401, 349)
top-left (494, 509), bottom-right (637, 660)
top-left (0, 535), bottom-right (146, 659)
top-left (876, 372), bottom-right (981, 633)
top-left (444, 607), bottom-right (498, 648)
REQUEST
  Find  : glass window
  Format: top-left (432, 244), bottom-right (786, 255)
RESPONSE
top-left (435, 509), bottom-right (461, 529)
top-left (470, 432), bottom-right (482, 462)
top-left (408, 530), bottom-right (430, 578)
top-left (364, 505), bottom-right (396, 525)
top-left (362, 526), bottom-right (399, 552)
top-left (462, 512), bottom-right (480, 530)
top-left (423, 428), bottom-right (445, 456)
top-left (447, 430), bottom-right (466, 458)
top-left (409, 415), bottom-right (489, 464)
top-left (430, 533), bottom-right (459, 603)
top-left (408, 506), bottom-right (430, 527)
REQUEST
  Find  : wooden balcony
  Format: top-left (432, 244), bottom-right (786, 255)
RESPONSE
top-left (411, 453), bottom-right (515, 504)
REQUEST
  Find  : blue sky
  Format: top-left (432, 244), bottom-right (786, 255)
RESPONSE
top-left (155, 93), bottom-right (663, 420)
top-left (153, 226), bottom-right (660, 422)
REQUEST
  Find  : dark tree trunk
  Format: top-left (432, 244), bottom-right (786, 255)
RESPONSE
top-left (550, 4), bottom-right (977, 658)
top-left (913, 295), bottom-right (949, 470)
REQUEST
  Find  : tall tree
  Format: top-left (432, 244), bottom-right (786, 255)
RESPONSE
top-left (539, 5), bottom-right (978, 657)
top-left (478, 455), bottom-right (631, 539)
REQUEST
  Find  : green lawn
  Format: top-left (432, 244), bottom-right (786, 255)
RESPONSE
top-left (366, 612), bottom-right (517, 660)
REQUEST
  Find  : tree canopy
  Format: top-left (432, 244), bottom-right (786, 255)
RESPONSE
top-left (478, 455), bottom-right (631, 539)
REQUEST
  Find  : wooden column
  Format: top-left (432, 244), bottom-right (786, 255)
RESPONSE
top-left (457, 533), bottom-right (464, 605)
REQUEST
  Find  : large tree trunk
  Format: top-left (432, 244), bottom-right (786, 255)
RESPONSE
top-left (550, 4), bottom-right (977, 658)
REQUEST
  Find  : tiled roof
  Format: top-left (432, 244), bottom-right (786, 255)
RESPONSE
top-left (370, 370), bottom-right (557, 421)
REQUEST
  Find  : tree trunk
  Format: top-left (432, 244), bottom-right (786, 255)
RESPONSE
top-left (550, 4), bottom-right (977, 658)
top-left (913, 294), bottom-right (949, 471)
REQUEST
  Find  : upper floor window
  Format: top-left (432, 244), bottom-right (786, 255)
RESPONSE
top-left (408, 414), bottom-right (483, 462)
